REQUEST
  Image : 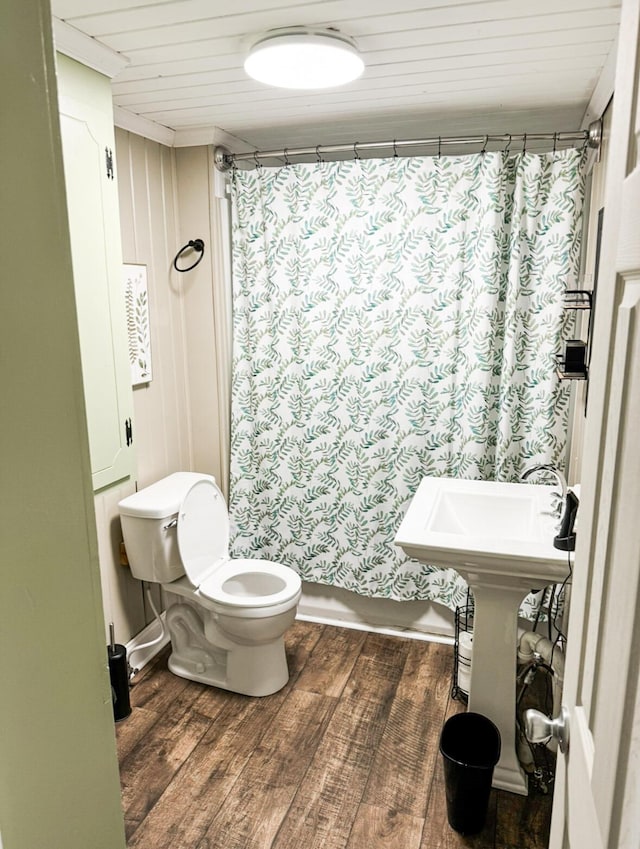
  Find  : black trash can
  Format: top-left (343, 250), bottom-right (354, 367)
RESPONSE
top-left (439, 712), bottom-right (501, 835)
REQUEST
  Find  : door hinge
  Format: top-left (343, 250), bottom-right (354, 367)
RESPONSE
top-left (105, 147), bottom-right (114, 179)
top-left (125, 417), bottom-right (133, 446)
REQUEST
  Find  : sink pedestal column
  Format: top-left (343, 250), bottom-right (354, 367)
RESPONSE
top-left (464, 577), bottom-right (535, 796)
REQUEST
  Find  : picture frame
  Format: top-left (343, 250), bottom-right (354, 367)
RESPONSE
top-left (123, 263), bottom-right (152, 386)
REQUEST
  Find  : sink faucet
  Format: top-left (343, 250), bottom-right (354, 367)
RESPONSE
top-left (520, 464), bottom-right (567, 517)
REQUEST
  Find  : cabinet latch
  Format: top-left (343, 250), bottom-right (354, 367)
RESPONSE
top-left (105, 147), bottom-right (114, 179)
top-left (125, 417), bottom-right (133, 446)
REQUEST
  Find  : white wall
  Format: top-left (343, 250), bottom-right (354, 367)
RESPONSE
top-left (174, 145), bottom-right (232, 491)
top-left (0, 2), bottom-right (125, 845)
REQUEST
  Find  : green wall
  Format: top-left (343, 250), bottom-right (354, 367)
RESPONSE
top-left (0, 1), bottom-right (126, 847)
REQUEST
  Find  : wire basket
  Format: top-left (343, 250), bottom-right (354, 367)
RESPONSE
top-left (452, 595), bottom-right (474, 703)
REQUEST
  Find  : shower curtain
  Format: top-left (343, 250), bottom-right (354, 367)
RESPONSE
top-left (229, 149), bottom-right (584, 617)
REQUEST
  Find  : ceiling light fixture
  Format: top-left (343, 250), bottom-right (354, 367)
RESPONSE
top-left (244, 27), bottom-right (364, 90)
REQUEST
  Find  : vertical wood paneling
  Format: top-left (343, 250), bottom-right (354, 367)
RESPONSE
top-left (91, 128), bottom-right (191, 644)
top-left (174, 145), bottom-right (224, 482)
top-left (115, 127), bottom-right (191, 488)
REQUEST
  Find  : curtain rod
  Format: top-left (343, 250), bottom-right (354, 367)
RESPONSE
top-left (214, 121), bottom-right (602, 171)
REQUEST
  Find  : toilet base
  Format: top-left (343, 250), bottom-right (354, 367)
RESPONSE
top-left (164, 600), bottom-right (291, 697)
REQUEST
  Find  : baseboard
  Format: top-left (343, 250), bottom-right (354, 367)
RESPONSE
top-left (297, 582), bottom-right (455, 644)
top-left (296, 612), bottom-right (454, 644)
top-left (125, 612), bottom-right (170, 674)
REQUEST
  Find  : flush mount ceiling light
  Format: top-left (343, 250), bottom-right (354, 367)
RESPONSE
top-left (244, 27), bottom-right (364, 89)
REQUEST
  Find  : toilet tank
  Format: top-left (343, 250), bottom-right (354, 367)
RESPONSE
top-left (118, 472), bottom-right (215, 583)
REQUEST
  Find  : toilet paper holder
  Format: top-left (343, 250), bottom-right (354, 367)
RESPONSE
top-left (452, 596), bottom-right (474, 703)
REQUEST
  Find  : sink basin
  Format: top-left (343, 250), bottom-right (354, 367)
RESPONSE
top-left (429, 490), bottom-right (540, 539)
top-left (395, 476), bottom-right (568, 588)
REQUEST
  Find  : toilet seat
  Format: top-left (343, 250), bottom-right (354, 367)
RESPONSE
top-left (199, 559), bottom-right (300, 612)
top-left (177, 479), bottom-right (300, 613)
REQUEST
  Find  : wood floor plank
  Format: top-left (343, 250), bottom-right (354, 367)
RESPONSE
top-left (120, 707), bottom-right (213, 839)
top-left (128, 651), bottom-right (206, 716)
top-left (494, 789), bottom-right (552, 849)
top-left (115, 705), bottom-right (163, 762)
top-left (346, 803), bottom-right (424, 849)
top-left (294, 624), bottom-right (367, 697)
top-left (128, 685), bottom-right (308, 849)
top-left (195, 689), bottom-right (337, 849)
top-left (284, 618), bottom-right (326, 681)
top-left (362, 640), bottom-right (452, 817)
top-left (271, 632), bottom-right (411, 849)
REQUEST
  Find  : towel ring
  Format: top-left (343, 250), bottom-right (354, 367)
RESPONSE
top-left (173, 238), bottom-right (205, 272)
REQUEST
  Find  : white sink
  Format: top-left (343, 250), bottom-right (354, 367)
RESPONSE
top-left (395, 475), bottom-right (572, 796)
top-left (395, 476), bottom-right (568, 590)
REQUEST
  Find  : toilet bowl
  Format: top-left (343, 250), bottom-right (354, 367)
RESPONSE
top-left (118, 472), bottom-right (301, 696)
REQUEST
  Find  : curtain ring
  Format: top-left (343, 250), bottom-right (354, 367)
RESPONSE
top-left (505, 134), bottom-right (512, 155)
top-left (553, 132), bottom-right (558, 154)
top-left (393, 139), bottom-right (398, 158)
top-left (173, 238), bottom-right (205, 273)
top-left (353, 142), bottom-right (360, 161)
top-left (523, 133), bottom-right (527, 154)
top-left (283, 148), bottom-right (290, 167)
top-left (253, 150), bottom-right (261, 170)
top-left (481, 135), bottom-right (489, 155)
top-left (438, 136), bottom-right (442, 159)
top-left (316, 145), bottom-right (323, 164)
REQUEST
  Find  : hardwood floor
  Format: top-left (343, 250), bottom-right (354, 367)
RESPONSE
top-left (117, 620), bottom-right (552, 849)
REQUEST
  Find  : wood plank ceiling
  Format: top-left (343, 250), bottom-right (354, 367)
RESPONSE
top-left (51, 0), bottom-right (621, 152)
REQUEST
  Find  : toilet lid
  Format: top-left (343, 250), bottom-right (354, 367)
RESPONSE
top-left (177, 479), bottom-right (230, 586)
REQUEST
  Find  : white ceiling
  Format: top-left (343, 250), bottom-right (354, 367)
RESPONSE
top-left (51, 0), bottom-right (621, 154)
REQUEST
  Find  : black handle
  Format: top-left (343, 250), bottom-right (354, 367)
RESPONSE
top-left (173, 238), bottom-right (205, 272)
top-left (554, 490), bottom-right (579, 551)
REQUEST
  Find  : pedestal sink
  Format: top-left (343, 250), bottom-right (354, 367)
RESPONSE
top-left (395, 476), bottom-right (570, 795)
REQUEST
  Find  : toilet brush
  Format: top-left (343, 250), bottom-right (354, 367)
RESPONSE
top-left (108, 623), bottom-right (131, 722)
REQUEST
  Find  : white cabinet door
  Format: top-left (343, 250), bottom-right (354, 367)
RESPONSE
top-left (57, 54), bottom-right (134, 491)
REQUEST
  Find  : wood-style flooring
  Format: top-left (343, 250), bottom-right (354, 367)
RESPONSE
top-left (117, 620), bottom-right (552, 849)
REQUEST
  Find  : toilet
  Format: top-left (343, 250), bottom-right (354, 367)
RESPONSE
top-left (118, 472), bottom-right (302, 697)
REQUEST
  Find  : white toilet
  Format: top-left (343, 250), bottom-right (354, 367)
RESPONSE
top-left (118, 472), bottom-right (302, 697)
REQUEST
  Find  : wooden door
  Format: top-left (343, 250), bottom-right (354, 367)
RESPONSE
top-left (550, 1), bottom-right (640, 846)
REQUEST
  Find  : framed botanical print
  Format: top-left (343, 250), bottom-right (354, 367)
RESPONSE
top-left (123, 263), bottom-right (152, 386)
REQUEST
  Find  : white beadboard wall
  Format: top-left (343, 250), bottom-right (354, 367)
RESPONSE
top-left (93, 130), bottom-right (187, 643)
top-left (116, 131), bottom-right (192, 489)
top-left (173, 145), bottom-right (227, 486)
top-left (94, 131), bottom-right (228, 644)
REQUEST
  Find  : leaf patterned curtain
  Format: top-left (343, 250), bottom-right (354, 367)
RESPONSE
top-left (229, 150), bottom-right (584, 617)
